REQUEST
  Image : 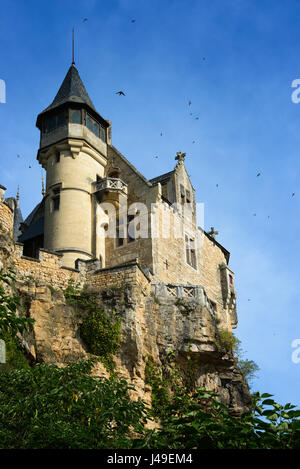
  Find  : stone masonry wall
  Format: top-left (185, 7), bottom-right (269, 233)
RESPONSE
top-left (0, 201), bottom-right (13, 234)
top-left (13, 243), bottom-right (81, 290)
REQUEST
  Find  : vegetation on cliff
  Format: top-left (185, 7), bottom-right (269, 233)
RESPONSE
top-left (0, 270), bottom-right (299, 449)
top-left (0, 357), bottom-right (299, 449)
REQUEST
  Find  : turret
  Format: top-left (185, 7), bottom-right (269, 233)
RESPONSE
top-left (36, 64), bottom-right (110, 267)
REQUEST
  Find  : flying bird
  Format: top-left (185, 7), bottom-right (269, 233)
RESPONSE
top-left (29, 166), bottom-right (32, 169)
top-left (203, 57), bottom-right (206, 61)
top-left (192, 141), bottom-right (195, 144)
top-left (131, 19), bottom-right (136, 23)
top-left (292, 192), bottom-right (295, 197)
top-left (154, 156), bottom-right (158, 159)
top-left (253, 213), bottom-right (256, 216)
top-left (17, 154), bottom-right (20, 158)
top-left (160, 132), bottom-right (163, 136)
top-left (216, 184), bottom-right (219, 188)
top-left (83, 18), bottom-right (88, 22)
top-left (256, 172), bottom-right (261, 177)
top-left (188, 101), bottom-right (192, 106)
top-left (195, 117), bottom-right (199, 120)
top-left (116, 91), bottom-right (125, 96)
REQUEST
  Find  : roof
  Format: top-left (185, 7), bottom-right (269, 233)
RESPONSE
top-left (19, 217), bottom-right (44, 243)
top-left (13, 206), bottom-right (23, 241)
top-left (41, 64), bottom-right (96, 115)
top-left (149, 170), bottom-right (175, 185)
top-left (23, 201), bottom-right (42, 226)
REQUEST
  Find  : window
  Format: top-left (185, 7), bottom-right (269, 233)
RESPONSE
top-left (229, 274), bottom-right (233, 285)
top-left (57, 112), bottom-right (65, 127)
top-left (86, 116), bottom-right (93, 132)
top-left (47, 115), bottom-right (56, 132)
top-left (53, 195), bottom-right (60, 211)
top-left (100, 127), bottom-right (105, 142)
top-left (56, 153), bottom-right (60, 163)
top-left (180, 184), bottom-right (185, 204)
top-left (71, 110), bottom-right (81, 124)
top-left (44, 113), bottom-right (65, 133)
top-left (127, 215), bottom-right (135, 243)
top-left (109, 171), bottom-right (120, 179)
top-left (186, 190), bottom-right (191, 204)
top-left (116, 218), bottom-right (124, 247)
top-left (185, 235), bottom-right (197, 269)
top-left (86, 114), bottom-right (106, 141)
top-left (52, 188), bottom-right (60, 211)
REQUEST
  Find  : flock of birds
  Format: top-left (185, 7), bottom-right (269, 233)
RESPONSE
top-left (15, 16), bottom-right (296, 224)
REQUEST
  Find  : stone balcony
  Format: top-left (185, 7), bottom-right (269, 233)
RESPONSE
top-left (93, 177), bottom-right (128, 196)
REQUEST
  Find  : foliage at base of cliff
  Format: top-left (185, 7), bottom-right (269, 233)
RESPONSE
top-left (0, 357), bottom-right (299, 449)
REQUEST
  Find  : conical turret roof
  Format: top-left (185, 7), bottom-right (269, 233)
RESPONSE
top-left (41, 64), bottom-right (96, 114)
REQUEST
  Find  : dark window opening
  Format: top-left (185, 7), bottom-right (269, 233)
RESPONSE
top-left (56, 153), bottom-right (60, 163)
top-left (53, 196), bottom-right (60, 211)
top-left (128, 215), bottom-right (135, 243)
top-left (23, 235), bottom-right (44, 260)
top-left (186, 190), bottom-right (191, 204)
top-left (185, 235), bottom-right (197, 269)
top-left (109, 171), bottom-right (120, 178)
top-left (180, 184), bottom-right (185, 204)
top-left (116, 218), bottom-right (124, 247)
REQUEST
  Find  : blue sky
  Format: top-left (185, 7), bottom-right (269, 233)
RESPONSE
top-left (0, 0), bottom-right (300, 407)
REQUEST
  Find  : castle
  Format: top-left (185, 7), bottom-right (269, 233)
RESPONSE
top-left (2, 63), bottom-right (237, 329)
top-left (0, 63), bottom-right (248, 412)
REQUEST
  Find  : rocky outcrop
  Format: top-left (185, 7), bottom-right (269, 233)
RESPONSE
top-left (0, 225), bottom-right (251, 416)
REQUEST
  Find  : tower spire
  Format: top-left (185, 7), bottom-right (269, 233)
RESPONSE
top-left (16, 186), bottom-right (20, 207)
top-left (72, 27), bottom-right (75, 65)
top-left (41, 173), bottom-right (45, 196)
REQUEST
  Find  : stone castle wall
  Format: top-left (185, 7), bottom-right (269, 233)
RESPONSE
top-left (0, 200), bottom-right (13, 234)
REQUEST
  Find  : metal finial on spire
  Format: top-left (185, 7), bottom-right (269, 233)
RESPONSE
top-left (16, 186), bottom-right (20, 206)
top-left (41, 173), bottom-right (45, 197)
top-left (72, 27), bottom-right (75, 65)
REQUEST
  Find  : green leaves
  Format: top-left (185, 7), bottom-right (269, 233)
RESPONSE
top-left (0, 268), bottom-right (35, 338)
top-left (0, 359), bottom-right (147, 449)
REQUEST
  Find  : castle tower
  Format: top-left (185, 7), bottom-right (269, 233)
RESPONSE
top-left (36, 64), bottom-right (110, 267)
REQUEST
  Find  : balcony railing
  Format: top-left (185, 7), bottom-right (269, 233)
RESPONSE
top-left (94, 177), bottom-right (128, 195)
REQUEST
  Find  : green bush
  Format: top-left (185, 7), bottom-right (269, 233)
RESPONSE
top-left (80, 308), bottom-right (121, 361)
top-left (0, 359), bottom-right (147, 449)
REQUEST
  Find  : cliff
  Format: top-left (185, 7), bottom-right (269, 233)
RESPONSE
top-left (0, 199), bottom-right (251, 416)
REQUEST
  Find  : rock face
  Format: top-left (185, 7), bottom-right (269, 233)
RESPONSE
top-left (0, 216), bottom-right (251, 416)
top-left (10, 278), bottom-right (251, 416)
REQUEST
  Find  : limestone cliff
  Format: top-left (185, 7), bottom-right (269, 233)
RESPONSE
top-left (0, 217), bottom-right (251, 416)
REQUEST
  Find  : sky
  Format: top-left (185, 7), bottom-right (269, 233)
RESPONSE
top-left (0, 0), bottom-right (299, 408)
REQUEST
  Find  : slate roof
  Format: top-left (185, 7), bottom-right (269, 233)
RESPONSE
top-left (149, 170), bottom-right (174, 185)
top-left (41, 64), bottom-right (96, 114)
top-left (13, 206), bottom-right (23, 241)
top-left (19, 217), bottom-right (44, 243)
